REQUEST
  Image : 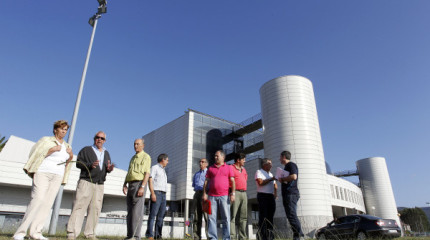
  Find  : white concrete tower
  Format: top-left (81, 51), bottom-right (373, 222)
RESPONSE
top-left (259, 75), bottom-right (332, 236)
top-left (356, 157), bottom-right (401, 228)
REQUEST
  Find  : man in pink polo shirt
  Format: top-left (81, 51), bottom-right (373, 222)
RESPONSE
top-left (203, 150), bottom-right (236, 240)
top-left (230, 153), bottom-right (248, 240)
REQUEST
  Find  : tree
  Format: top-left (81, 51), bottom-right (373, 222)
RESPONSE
top-left (0, 134), bottom-right (7, 152)
top-left (400, 207), bottom-right (430, 232)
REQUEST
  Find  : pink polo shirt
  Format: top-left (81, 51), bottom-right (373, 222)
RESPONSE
top-left (206, 163), bottom-right (234, 196)
top-left (230, 165), bottom-right (248, 191)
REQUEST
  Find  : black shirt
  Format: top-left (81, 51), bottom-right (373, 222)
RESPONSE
top-left (281, 161), bottom-right (299, 195)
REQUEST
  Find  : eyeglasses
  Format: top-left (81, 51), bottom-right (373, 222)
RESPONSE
top-left (200, 161), bottom-right (207, 163)
top-left (95, 136), bottom-right (106, 141)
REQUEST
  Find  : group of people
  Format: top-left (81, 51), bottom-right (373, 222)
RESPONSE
top-left (13, 120), bottom-right (169, 240)
top-left (13, 119), bottom-right (304, 240)
top-left (191, 150), bottom-right (304, 240)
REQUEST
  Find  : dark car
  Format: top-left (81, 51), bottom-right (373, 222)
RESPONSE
top-left (315, 214), bottom-right (401, 240)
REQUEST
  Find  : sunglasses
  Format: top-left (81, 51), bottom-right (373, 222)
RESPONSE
top-left (95, 136), bottom-right (106, 141)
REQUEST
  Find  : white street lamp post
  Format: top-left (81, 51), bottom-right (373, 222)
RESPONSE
top-left (48, 1), bottom-right (107, 234)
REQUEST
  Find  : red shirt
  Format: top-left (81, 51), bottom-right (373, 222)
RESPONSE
top-left (206, 163), bottom-right (234, 196)
top-left (230, 164), bottom-right (248, 191)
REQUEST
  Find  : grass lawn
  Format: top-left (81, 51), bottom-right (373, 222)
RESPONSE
top-left (1, 234), bottom-right (430, 240)
top-left (0, 234), bottom-right (125, 240)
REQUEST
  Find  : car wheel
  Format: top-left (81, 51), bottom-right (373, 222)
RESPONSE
top-left (357, 231), bottom-right (366, 240)
top-left (318, 233), bottom-right (326, 240)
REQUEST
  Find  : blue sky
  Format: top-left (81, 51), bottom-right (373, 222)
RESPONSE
top-left (1, 1), bottom-right (429, 208)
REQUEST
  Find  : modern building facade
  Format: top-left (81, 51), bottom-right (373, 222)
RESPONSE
top-left (0, 75), bottom-right (400, 238)
top-left (139, 75), bottom-right (400, 238)
top-left (260, 76), bottom-right (333, 233)
top-left (356, 157), bottom-right (401, 227)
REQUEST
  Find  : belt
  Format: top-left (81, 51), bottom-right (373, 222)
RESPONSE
top-left (195, 190), bottom-right (204, 193)
top-left (154, 190), bottom-right (166, 194)
top-left (236, 189), bottom-right (246, 192)
top-left (128, 180), bottom-right (142, 183)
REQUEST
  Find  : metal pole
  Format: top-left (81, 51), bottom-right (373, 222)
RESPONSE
top-left (184, 199), bottom-right (189, 236)
top-left (48, 16), bottom-right (99, 235)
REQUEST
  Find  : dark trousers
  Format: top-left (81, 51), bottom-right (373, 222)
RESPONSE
top-left (126, 181), bottom-right (146, 240)
top-left (146, 191), bottom-right (167, 239)
top-left (191, 190), bottom-right (208, 240)
top-left (282, 194), bottom-right (303, 240)
top-left (257, 192), bottom-right (276, 240)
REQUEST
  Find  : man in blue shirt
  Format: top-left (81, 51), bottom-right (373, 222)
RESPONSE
top-left (191, 158), bottom-right (209, 240)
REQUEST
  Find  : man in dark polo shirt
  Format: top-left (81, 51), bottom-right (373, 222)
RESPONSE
top-left (278, 150), bottom-right (303, 240)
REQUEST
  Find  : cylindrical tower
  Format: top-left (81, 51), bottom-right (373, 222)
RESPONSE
top-left (356, 157), bottom-right (401, 227)
top-left (259, 75), bottom-right (332, 237)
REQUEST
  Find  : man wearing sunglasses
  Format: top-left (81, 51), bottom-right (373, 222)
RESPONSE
top-left (67, 131), bottom-right (114, 240)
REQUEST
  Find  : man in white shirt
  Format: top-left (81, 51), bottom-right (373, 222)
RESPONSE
top-left (145, 153), bottom-right (169, 240)
top-left (255, 158), bottom-right (277, 240)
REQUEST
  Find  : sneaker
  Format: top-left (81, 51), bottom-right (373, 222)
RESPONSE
top-left (31, 236), bottom-right (48, 240)
top-left (13, 235), bottom-right (25, 240)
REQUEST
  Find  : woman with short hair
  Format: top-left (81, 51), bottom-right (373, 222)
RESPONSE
top-left (14, 120), bottom-right (74, 240)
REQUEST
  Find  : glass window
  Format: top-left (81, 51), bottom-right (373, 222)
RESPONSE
top-left (330, 185), bottom-right (335, 198)
top-left (202, 116), bottom-right (211, 125)
top-left (194, 114), bottom-right (202, 122)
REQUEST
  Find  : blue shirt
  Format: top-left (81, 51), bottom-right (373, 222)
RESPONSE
top-left (91, 145), bottom-right (106, 169)
top-left (192, 168), bottom-right (207, 191)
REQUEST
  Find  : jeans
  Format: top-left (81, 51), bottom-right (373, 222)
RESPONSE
top-left (208, 195), bottom-right (230, 240)
top-left (282, 194), bottom-right (303, 240)
top-left (146, 191), bottom-right (166, 239)
top-left (257, 192), bottom-right (276, 240)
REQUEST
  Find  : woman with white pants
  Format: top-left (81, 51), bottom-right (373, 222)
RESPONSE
top-left (13, 120), bottom-right (73, 240)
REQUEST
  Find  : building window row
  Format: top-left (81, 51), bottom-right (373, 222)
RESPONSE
top-left (330, 184), bottom-right (364, 206)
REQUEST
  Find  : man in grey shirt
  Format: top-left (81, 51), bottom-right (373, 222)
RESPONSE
top-left (145, 153), bottom-right (169, 240)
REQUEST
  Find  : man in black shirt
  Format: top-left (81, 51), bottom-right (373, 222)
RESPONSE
top-left (278, 150), bottom-right (303, 240)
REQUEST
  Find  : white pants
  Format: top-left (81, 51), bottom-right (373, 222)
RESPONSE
top-left (14, 172), bottom-right (63, 238)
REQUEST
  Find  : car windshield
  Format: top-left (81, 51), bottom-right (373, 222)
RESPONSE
top-left (361, 215), bottom-right (381, 220)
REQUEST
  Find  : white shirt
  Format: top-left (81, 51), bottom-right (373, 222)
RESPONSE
top-left (150, 163), bottom-right (167, 192)
top-left (38, 142), bottom-right (69, 176)
top-left (255, 169), bottom-right (275, 194)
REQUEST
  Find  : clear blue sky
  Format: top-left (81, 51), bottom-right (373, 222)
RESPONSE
top-left (1, 1), bottom-right (429, 208)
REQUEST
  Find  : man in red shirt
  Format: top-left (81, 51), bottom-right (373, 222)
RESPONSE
top-left (203, 150), bottom-right (236, 240)
top-left (230, 153), bottom-right (248, 240)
